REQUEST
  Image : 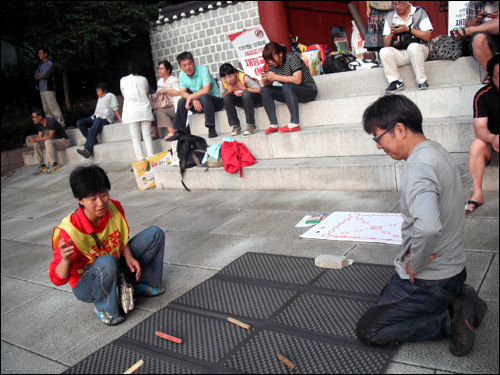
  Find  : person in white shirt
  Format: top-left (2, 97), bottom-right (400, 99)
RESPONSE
top-left (154, 60), bottom-right (181, 140)
top-left (380, 1), bottom-right (434, 92)
top-left (76, 82), bottom-right (121, 159)
top-left (120, 61), bottom-right (155, 160)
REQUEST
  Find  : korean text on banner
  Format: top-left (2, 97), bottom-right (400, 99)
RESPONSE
top-left (132, 150), bottom-right (172, 191)
top-left (228, 25), bottom-right (270, 82)
top-left (448, 1), bottom-right (470, 32)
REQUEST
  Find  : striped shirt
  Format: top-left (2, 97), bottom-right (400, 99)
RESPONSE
top-left (266, 53), bottom-right (317, 90)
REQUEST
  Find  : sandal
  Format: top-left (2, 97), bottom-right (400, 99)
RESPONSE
top-left (465, 200), bottom-right (483, 215)
top-left (94, 308), bottom-right (125, 325)
top-left (450, 28), bottom-right (468, 42)
top-left (164, 133), bottom-right (175, 141)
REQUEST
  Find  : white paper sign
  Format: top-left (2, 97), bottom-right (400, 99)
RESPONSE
top-left (301, 212), bottom-right (404, 245)
top-left (448, 1), bottom-right (470, 32)
top-left (228, 25), bottom-right (270, 81)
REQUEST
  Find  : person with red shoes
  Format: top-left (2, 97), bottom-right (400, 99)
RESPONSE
top-left (261, 42), bottom-right (318, 134)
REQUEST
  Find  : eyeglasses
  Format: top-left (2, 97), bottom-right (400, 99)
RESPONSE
top-left (373, 123), bottom-right (397, 144)
top-left (391, 1), bottom-right (407, 8)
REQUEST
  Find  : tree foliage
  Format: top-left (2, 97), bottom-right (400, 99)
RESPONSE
top-left (2, 1), bottom-right (169, 107)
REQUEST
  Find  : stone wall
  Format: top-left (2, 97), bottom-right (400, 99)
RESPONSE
top-left (149, 2), bottom-right (261, 80)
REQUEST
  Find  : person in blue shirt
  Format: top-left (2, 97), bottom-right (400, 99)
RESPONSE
top-left (168, 51), bottom-right (224, 140)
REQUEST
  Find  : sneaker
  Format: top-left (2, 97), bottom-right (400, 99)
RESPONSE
top-left (208, 127), bottom-right (218, 138)
top-left (243, 124), bottom-right (257, 135)
top-left (279, 124), bottom-right (301, 133)
top-left (418, 81), bottom-right (429, 90)
top-left (94, 308), bottom-right (125, 325)
top-left (134, 284), bottom-right (165, 297)
top-left (385, 80), bottom-right (405, 93)
top-left (460, 284), bottom-right (488, 327)
top-left (33, 164), bottom-right (48, 175)
top-left (449, 294), bottom-right (476, 356)
top-left (46, 163), bottom-right (60, 173)
top-left (77, 148), bottom-right (91, 159)
top-left (265, 125), bottom-right (279, 135)
top-left (231, 126), bottom-right (241, 136)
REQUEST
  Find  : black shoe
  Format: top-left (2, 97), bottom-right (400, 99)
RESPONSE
top-left (77, 148), bottom-right (91, 159)
top-left (460, 284), bottom-right (488, 327)
top-left (166, 132), bottom-right (182, 142)
top-left (449, 294), bottom-right (476, 356)
top-left (385, 80), bottom-right (404, 93)
top-left (208, 127), bottom-right (218, 138)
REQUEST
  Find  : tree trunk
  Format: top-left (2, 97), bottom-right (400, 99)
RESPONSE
top-left (62, 63), bottom-right (71, 109)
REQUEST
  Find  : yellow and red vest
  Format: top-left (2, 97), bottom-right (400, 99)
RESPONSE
top-left (222, 71), bottom-right (246, 91)
top-left (52, 201), bottom-right (129, 276)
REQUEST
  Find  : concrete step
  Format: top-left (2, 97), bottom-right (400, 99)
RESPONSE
top-left (22, 139), bottom-right (173, 166)
top-left (23, 116), bottom-right (477, 166)
top-left (154, 153), bottom-right (499, 192)
top-left (189, 83), bottom-right (483, 136)
top-left (312, 56), bottom-right (485, 100)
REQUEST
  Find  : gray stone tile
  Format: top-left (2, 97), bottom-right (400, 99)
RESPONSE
top-left (464, 218), bottom-right (499, 252)
top-left (385, 362), bottom-right (434, 374)
top-left (464, 251), bottom-right (496, 292)
top-left (1, 341), bottom-right (68, 374)
top-left (1, 290), bottom-right (105, 360)
top-left (392, 304), bottom-right (499, 374)
top-left (346, 243), bottom-right (401, 265)
top-left (1, 242), bottom-right (52, 280)
top-left (211, 209), bottom-right (317, 238)
top-left (5, 201), bottom-right (74, 219)
top-left (1, 276), bottom-right (52, 316)
top-left (121, 204), bottom-right (174, 228)
top-left (479, 253), bottom-right (499, 302)
top-left (153, 189), bottom-right (241, 209)
top-left (57, 309), bottom-right (153, 366)
top-left (1, 218), bottom-right (41, 240)
top-left (11, 218), bottom-right (59, 246)
top-left (29, 270), bottom-right (73, 293)
top-left (144, 207), bottom-right (242, 234)
top-left (37, 203), bottom-right (77, 220)
top-left (1, 240), bottom-right (26, 258)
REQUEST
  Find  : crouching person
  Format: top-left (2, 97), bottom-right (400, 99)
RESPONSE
top-left (50, 165), bottom-right (165, 325)
top-left (220, 63), bottom-right (262, 136)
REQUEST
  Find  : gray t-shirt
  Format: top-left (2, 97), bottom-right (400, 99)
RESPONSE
top-left (396, 140), bottom-right (472, 280)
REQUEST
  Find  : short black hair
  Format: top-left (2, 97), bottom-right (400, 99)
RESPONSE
top-left (95, 82), bottom-right (108, 92)
top-left (363, 95), bottom-right (423, 135)
top-left (159, 60), bottom-right (173, 74)
top-left (219, 63), bottom-right (236, 77)
top-left (70, 164), bottom-right (111, 201)
top-left (487, 53), bottom-right (499, 78)
top-left (32, 107), bottom-right (46, 118)
top-left (176, 51), bottom-right (194, 66)
top-left (38, 47), bottom-right (49, 55)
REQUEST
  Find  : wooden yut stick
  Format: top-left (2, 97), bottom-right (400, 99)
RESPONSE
top-left (277, 354), bottom-right (296, 369)
top-left (156, 331), bottom-right (183, 344)
top-left (123, 359), bottom-right (144, 374)
top-left (227, 317), bottom-right (252, 330)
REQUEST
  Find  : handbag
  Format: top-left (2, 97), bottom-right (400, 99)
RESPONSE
top-left (149, 92), bottom-right (172, 109)
top-left (427, 35), bottom-right (463, 61)
top-left (91, 233), bottom-right (134, 314)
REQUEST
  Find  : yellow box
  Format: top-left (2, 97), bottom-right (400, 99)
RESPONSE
top-left (132, 150), bottom-right (172, 190)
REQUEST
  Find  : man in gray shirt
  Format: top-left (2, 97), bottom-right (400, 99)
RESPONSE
top-left (356, 95), bottom-right (487, 357)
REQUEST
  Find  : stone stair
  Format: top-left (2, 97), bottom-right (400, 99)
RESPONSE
top-left (23, 57), bottom-right (499, 192)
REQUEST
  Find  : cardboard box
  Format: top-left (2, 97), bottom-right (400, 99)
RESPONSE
top-left (132, 150), bottom-right (173, 190)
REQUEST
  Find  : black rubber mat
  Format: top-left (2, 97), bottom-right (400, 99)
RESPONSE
top-left (65, 252), bottom-right (397, 374)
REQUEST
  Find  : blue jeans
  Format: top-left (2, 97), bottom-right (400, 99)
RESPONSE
top-left (261, 83), bottom-right (318, 124)
top-left (173, 94), bottom-right (224, 133)
top-left (356, 268), bottom-right (466, 345)
top-left (77, 117), bottom-right (110, 154)
top-left (73, 226), bottom-right (165, 317)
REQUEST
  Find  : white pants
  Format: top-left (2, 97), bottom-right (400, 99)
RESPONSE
top-left (128, 121), bottom-right (154, 160)
top-left (379, 43), bottom-right (430, 84)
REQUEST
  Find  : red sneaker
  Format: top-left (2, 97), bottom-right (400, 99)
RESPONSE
top-left (265, 126), bottom-right (279, 135)
top-left (279, 124), bottom-right (301, 133)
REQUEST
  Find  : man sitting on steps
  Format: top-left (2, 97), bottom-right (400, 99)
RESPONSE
top-left (76, 82), bottom-right (122, 159)
top-left (168, 51), bottom-right (224, 141)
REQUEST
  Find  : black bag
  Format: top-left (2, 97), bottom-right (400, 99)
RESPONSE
top-left (391, 34), bottom-right (425, 50)
top-left (427, 35), bottom-right (463, 61)
top-left (177, 134), bottom-right (207, 191)
top-left (323, 53), bottom-right (357, 74)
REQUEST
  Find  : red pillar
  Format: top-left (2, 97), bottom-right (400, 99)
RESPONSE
top-left (258, 1), bottom-right (292, 50)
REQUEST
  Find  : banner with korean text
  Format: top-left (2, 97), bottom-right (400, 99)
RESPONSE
top-left (228, 25), bottom-right (270, 82)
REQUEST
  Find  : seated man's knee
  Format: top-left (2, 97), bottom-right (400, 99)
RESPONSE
top-left (379, 47), bottom-right (391, 60)
top-left (198, 94), bottom-right (211, 104)
top-left (96, 254), bottom-right (120, 275)
top-left (356, 314), bottom-right (376, 345)
top-left (76, 119), bottom-right (87, 129)
top-left (470, 138), bottom-right (490, 157)
top-left (472, 33), bottom-right (489, 48)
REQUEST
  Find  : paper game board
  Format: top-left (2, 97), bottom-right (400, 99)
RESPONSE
top-left (301, 212), bottom-right (404, 244)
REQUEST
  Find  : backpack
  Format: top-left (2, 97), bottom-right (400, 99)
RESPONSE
top-left (176, 134), bottom-right (207, 191)
top-left (323, 53), bottom-right (356, 74)
top-left (221, 141), bottom-right (256, 177)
